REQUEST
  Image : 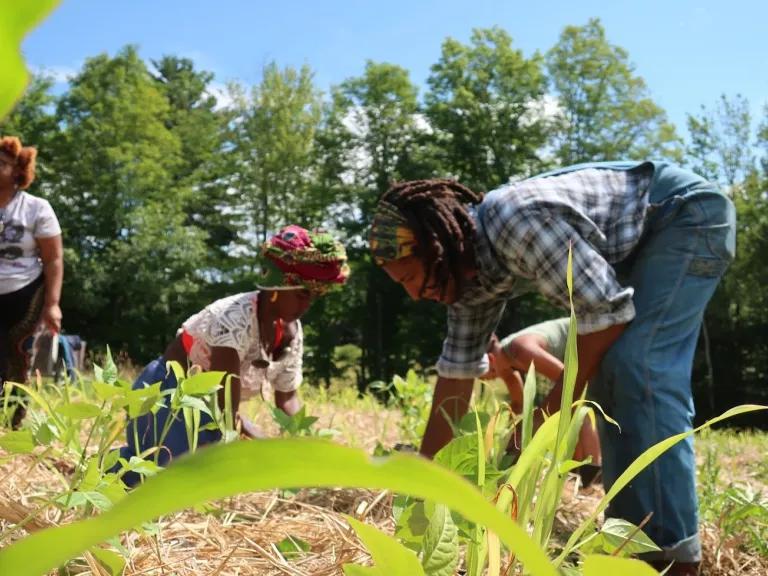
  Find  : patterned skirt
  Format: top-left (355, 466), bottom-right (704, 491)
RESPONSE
top-left (0, 275), bottom-right (45, 428)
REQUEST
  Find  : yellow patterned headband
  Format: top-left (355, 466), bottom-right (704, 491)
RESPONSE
top-left (370, 201), bottom-right (418, 264)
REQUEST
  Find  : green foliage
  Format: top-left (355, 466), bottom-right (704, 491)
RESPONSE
top-left (0, 437), bottom-right (560, 576)
top-left (546, 18), bottom-right (682, 164)
top-left (344, 517), bottom-right (425, 576)
top-left (274, 535), bottom-right (311, 559)
top-left (372, 369), bottom-right (433, 442)
top-left (426, 27), bottom-right (549, 190)
top-left (231, 62), bottom-right (324, 245)
top-left (698, 438), bottom-right (768, 557)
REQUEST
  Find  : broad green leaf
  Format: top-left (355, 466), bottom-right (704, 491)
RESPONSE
top-left (56, 492), bottom-right (89, 510)
top-left (421, 504), bottom-right (458, 576)
top-left (89, 546), bottom-right (125, 576)
top-left (33, 421), bottom-right (57, 445)
top-left (393, 497), bottom-right (429, 550)
top-left (59, 402), bottom-right (102, 420)
top-left (0, 430), bottom-right (35, 453)
top-left (178, 395), bottom-right (211, 415)
top-left (582, 554), bottom-right (659, 576)
top-left (101, 450), bottom-right (121, 474)
top-left (0, 439), bottom-right (558, 576)
top-left (558, 404), bottom-right (768, 565)
top-left (596, 518), bottom-right (660, 556)
top-left (0, 0), bottom-right (60, 118)
top-left (181, 371), bottom-right (224, 395)
top-left (434, 434), bottom-right (479, 475)
top-left (275, 535), bottom-right (311, 558)
top-left (344, 517), bottom-right (425, 576)
top-left (102, 347), bottom-right (119, 385)
top-left (92, 381), bottom-right (121, 401)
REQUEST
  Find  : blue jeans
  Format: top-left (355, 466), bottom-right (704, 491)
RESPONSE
top-left (591, 163), bottom-right (736, 562)
top-left (115, 357), bottom-right (222, 487)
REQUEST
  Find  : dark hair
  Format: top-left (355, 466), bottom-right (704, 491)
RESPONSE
top-left (0, 136), bottom-right (37, 189)
top-left (378, 179), bottom-right (483, 298)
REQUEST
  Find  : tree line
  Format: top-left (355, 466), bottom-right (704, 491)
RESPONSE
top-left (3, 19), bottom-right (766, 423)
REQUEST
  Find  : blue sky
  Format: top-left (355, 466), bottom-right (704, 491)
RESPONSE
top-left (23, 0), bottom-right (767, 134)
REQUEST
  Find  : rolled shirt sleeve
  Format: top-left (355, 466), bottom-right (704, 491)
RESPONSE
top-left (508, 213), bottom-right (636, 334)
top-left (436, 299), bottom-right (506, 379)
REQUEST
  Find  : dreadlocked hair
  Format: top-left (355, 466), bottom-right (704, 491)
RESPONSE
top-left (379, 179), bottom-right (483, 298)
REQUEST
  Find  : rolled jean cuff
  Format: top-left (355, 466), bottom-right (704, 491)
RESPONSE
top-left (639, 531), bottom-right (701, 564)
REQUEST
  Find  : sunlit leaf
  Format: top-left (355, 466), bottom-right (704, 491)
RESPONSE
top-left (0, 439), bottom-right (558, 576)
top-left (0, 1), bottom-right (60, 118)
top-left (343, 516), bottom-right (425, 576)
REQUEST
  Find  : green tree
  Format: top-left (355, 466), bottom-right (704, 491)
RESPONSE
top-left (686, 94), bottom-right (755, 186)
top-left (426, 27), bottom-right (549, 191)
top-left (231, 62), bottom-right (323, 251)
top-left (152, 56), bottom-right (244, 281)
top-left (546, 18), bottom-right (681, 164)
top-left (51, 46), bottom-right (207, 359)
top-left (0, 75), bottom-right (60, 187)
top-left (685, 94), bottom-right (767, 421)
top-left (310, 61), bottom-right (443, 386)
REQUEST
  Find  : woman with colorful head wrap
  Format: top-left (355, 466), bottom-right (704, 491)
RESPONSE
top-left (113, 225), bottom-right (348, 486)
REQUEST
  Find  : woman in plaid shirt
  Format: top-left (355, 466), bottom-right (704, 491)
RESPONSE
top-left (370, 161), bottom-right (735, 575)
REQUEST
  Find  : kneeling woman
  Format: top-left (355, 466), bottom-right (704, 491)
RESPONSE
top-left (116, 226), bottom-right (348, 486)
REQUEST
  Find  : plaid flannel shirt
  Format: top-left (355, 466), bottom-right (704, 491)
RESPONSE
top-left (436, 161), bottom-right (654, 379)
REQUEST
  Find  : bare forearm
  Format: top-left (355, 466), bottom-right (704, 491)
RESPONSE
top-left (541, 323), bottom-right (627, 415)
top-left (42, 258), bottom-right (63, 305)
top-left (420, 377), bottom-right (474, 458)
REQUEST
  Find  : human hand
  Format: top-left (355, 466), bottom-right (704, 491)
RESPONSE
top-left (481, 334), bottom-right (501, 379)
top-left (40, 303), bottom-right (62, 333)
top-left (237, 415), bottom-right (266, 439)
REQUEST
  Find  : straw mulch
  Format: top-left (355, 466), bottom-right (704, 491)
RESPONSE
top-left (1, 403), bottom-right (766, 575)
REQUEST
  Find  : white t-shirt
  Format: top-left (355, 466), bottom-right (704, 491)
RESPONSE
top-left (0, 191), bottom-right (61, 294)
top-left (179, 291), bottom-right (303, 400)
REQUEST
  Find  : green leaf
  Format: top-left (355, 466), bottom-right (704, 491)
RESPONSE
top-left (0, 439), bottom-right (558, 576)
top-left (421, 504), bottom-right (459, 576)
top-left (89, 546), bottom-right (125, 576)
top-left (181, 371), bottom-right (224, 395)
top-left (102, 347), bottom-right (119, 385)
top-left (582, 554), bottom-right (659, 576)
top-left (0, 430), bottom-right (35, 453)
top-left (33, 421), bottom-right (57, 445)
top-left (179, 396), bottom-right (211, 416)
top-left (0, 0), bottom-right (60, 118)
top-left (101, 450), bottom-right (121, 474)
top-left (55, 492), bottom-right (89, 510)
top-left (275, 535), bottom-right (311, 559)
top-left (434, 434), bottom-right (479, 475)
top-left (92, 381), bottom-right (122, 401)
top-left (393, 498), bottom-right (429, 550)
top-left (344, 517), bottom-right (425, 576)
top-left (59, 402), bottom-right (102, 420)
top-left (595, 518), bottom-right (660, 556)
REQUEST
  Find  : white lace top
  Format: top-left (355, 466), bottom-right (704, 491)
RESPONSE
top-left (179, 291), bottom-right (303, 399)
